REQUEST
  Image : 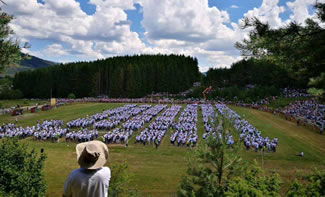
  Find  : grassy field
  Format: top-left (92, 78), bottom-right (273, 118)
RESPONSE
top-left (230, 105), bottom-right (325, 191)
top-left (265, 97), bottom-right (309, 109)
top-left (1, 102), bottom-right (325, 196)
top-left (0, 99), bottom-right (48, 109)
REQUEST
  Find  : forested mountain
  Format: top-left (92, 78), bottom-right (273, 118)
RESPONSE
top-left (13, 54), bottom-right (200, 98)
top-left (1, 53), bottom-right (56, 76)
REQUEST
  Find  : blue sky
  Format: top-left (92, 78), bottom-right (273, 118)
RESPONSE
top-left (3, 0), bottom-right (321, 71)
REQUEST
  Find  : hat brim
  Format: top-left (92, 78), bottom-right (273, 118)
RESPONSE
top-left (76, 141), bottom-right (109, 170)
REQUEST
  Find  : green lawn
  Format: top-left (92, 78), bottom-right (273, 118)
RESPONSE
top-left (1, 103), bottom-right (325, 196)
top-left (0, 99), bottom-right (48, 109)
top-left (265, 97), bottom-right (309, 109)
top-left (229, 105), bottom-right (325, 190)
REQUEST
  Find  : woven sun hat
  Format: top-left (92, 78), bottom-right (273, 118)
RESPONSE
top-left (76, 140), bottom-right (109, 170)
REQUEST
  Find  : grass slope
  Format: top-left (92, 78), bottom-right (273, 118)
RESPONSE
top-left (230, 105), bottom-right (325, 191)
top-left (265, 97), bottom-right (309, 109)
top-left (0, 103), bottom-right (324, 196)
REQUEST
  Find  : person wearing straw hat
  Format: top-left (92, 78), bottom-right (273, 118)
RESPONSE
top-left (63, 140), bottom-right (111, 197)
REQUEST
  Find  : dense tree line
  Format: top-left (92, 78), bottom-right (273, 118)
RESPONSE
top-left (203, 58), bottom-right (297, 89)
top-left (13, 54), bottom-right (200, 98)
top-left (196, 58), bottom-right (295, 101)
top-left (0, 76), bottom-right (23, 99)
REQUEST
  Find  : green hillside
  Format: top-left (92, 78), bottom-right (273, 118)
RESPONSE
top-left (1, 53), bottom-right (57, 77)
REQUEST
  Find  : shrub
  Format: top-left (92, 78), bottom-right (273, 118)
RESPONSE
top-left (108, 162), bottom-right (139, 197)
top-left (67, 93), bottom-right (76, 99)
top-left (286, 169), bottom-right (325, 197)
top-left (0, 138), bottom-right (47, 196)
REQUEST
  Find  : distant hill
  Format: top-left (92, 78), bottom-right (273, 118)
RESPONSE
top-left (1, 53), bottom-right (57, 77)
top-left (19, 53), bottom-right (57, 69)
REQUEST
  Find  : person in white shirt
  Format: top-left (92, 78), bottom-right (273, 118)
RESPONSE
top-left (63, 140), bottom-right (111, 197)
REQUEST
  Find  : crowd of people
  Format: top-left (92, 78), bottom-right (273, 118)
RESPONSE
top-left (56, 97), bottom-right (201, 105)
top-left (65, 129), bottom-right (98, 143)
top-left (0, 123), bottom-right (33, 139)
top-left (0, 120), bottom-right (68, 142)
top-left (0, 103), bottom-right (283, 151)
top-left (170, 104), bottom-right (198, 147)
top-left (282, 88), bottom-right (310, 98)
top-left (223, 88), bottom-right (324, 133)
top-left (134, 105), bottom-right (168, 145)
top-left (100, 105), bottom-right (153, 144)
top-left (201, 104), bottom-right (234, 146)
top-left (93, 105), bottom-right (150, 130)
top-left (280, 99), bottom-right (325, 132)
top-left (136, 105), bottom-right (181, 147)
top-left (66, 118), bottom-right (95, 128)
top-left (102, 128), bottom-right (129, 144)
top-left (67, 104), bottom-right (136, 129)
top-left (100, 104), bottom-right (166, 145)
top-left (215, 104), bottom-right (278, 152)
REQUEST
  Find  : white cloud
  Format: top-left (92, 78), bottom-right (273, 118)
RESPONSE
top-left (3, 0), bottom-right (145, 61)
top-left (139, 0), bottom-right (246, 70)
top-left (286, 0), bottom-right (325, 24)
top-left (141, 0), bottom-right (230, 42)
top-left (89, 0), bottom-right (136, 10)
top-left (242, 0), bottom-right (286, 28)
top-left (3, 0), bottom-right (321, 71)
top-left (44, 44), bottom-right (68, 56)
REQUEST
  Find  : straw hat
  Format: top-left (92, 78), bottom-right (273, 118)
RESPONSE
top-left (76, 141), bottom-right (109, 170)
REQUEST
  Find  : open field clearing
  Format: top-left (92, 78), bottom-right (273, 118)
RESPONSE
top-left (0, 103), bottom-right (324, 196)
top-left (0, 99), bottom-right (48, 109)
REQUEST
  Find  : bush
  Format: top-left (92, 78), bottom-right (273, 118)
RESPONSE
top-left (9, 89), bottom-right (23, 99)
top-left (67, 93), bottom-right (76, 99)
top-left (286, 169), bottom-right (325, 197)
top-left (108, 162), bottom-right (139, 197)
top-left (0, 138), bottom-right (47, 196)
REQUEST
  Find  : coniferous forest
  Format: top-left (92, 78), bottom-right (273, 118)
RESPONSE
top-left (13, 54), bottom-right (200, 98)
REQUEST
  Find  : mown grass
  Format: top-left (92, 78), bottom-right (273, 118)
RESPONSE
top-left (0, 99), bottom-right (48, 109)
top-left (229, 105), bottom-right (325, 192)
top-left (265, 97), bottom-right (309, 109)
top-left (1, 102), bottom-right (324, 196)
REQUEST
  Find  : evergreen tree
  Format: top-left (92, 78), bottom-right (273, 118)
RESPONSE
top-left (178, 112), bottom-right (281, 197)
top-left (286, 169), bottom-right (325, 197)
top-left (13, 54), bottom-right (199, 98)
top-left (235, 3), bottom-right (325, 99)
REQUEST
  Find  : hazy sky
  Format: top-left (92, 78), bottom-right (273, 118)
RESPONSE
top-left (3, 0), bottom-right (323, 71)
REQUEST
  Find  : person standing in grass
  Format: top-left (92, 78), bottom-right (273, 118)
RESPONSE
top-left (63, 141), bottom-right (111, 197)
top-left (125, 133), bottom-right (129, 147)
